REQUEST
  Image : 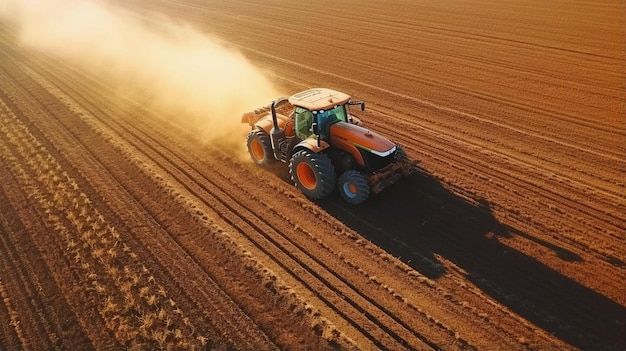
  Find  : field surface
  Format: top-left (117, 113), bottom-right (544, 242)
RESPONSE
top-left (1, 0), bottom-right (624, 350)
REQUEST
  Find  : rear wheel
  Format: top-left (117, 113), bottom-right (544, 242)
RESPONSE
top-left (289, 150), bottom-right (335, 199)
top-left (338, 170), bottom-right (370, 205)
top-left (246, 129), bottom-right (275, 167)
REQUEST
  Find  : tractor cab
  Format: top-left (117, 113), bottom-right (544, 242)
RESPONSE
top-left (289, 88), bottom-right (353, 141)
top-left (294, 104), bottom-right (348, 140)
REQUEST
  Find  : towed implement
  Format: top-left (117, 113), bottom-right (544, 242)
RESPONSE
top-left (242, 88), bottom-right (417, 204)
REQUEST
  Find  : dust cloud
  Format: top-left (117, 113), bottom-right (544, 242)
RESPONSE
top-left (0, 0), bottom-right (280, 150)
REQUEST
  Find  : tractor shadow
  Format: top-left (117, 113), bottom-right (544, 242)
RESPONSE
top-left (311, 167), bottom-right (625, 351)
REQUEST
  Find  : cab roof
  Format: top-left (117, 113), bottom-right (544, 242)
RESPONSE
top-left (288, 88), bottom-right (351, 111)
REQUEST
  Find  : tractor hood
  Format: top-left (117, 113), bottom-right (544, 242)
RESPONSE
top-left (329, 122), bottom-right (396, 156)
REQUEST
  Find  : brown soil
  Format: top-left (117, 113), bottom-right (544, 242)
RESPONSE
top-left (1, 1), bottom-right (624, 350)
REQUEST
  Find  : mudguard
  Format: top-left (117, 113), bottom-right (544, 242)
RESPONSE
top-left (294, 138), bottom-right (330, 154)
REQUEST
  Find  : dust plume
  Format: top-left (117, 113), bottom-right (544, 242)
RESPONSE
top-left (0, 0), bottom-right (280, 150)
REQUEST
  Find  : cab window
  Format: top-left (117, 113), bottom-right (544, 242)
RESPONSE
top-left (316, 105), bottom-right (347, 139)
top-left (295, 107), bottom-right (314, 139)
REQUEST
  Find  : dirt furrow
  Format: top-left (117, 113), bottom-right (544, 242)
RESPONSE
top-left (183, 6), bottom-right (626, 346)
top-left (1, 54), bottom-right (286, 349)
top-left (376, 116), bottom-right (625, 245)
top-left (81, 3), bottom-right (626, 350)
top-left (228, 43), bottom-right (623, 199)
top-left (0, 98), bottom-right (120, 350)
top-left (244, 45), bottom-right (623, 193)
top-left (263, 74), bottom-right (625, 275)
top-left (26, 46), bottom-right (442, 350)
top-left (3, 42), bottom-right (352, 350)
top-left (33, 45), bottom-right (580, 350)
top-left (185, 1), bottom-right (624, 347)
top-left (393, 133), bottom-right (626, 274)
top-left (363, 125), bottom-right (626, 333)
top-left (222, 164), bottom-right (570, 348)
top-left (1, 1), bottom-right (624, 350)
top-left (0, 199), bottom-right (59, 351)
top-left (1, 56), bottom-right (283, 350)
top-left (0, 274), bottom-right (23, 350)
top-left (8, 20), bottom-right (540, 350)
top-left (0, 192), bottom-right (88, 351)
top-left (321, 172), bottom-right (624, 350)
top-left (147, 0), bottom-right (624, 127)
top-left (135, 141), bottom-right (441, 350)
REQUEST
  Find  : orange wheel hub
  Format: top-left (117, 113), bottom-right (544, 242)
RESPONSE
top-left (250, 140), bottom-right (265, 161)
top-left (296, 163), bottom-right (317, 190)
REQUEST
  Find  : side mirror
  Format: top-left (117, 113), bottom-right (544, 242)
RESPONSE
top-left (360, 102), bottom-right (366, 111)
top-left (313, 123), bottom-right (321, 146)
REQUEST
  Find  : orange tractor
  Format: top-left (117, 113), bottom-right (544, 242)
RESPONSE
top-left (241, 88), bottom-right (416, 204)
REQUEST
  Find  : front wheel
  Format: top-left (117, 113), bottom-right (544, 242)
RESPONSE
top-left (338, 170), bottom-right (370, 205)
top-left (289, 150), bottom-right (336, 200)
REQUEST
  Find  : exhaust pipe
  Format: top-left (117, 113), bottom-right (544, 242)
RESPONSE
top-left (269, 101), bottom-right (285, 160)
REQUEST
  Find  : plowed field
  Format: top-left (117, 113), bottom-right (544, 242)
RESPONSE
top-left (1, 0), bottom-right (624, 350)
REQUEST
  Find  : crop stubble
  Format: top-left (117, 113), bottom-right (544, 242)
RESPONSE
top-left (1, 1), bottom-right (624, 350)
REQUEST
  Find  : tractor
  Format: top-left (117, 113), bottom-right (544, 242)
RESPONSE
top-left (241, 88), bottom-right (416, 204)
